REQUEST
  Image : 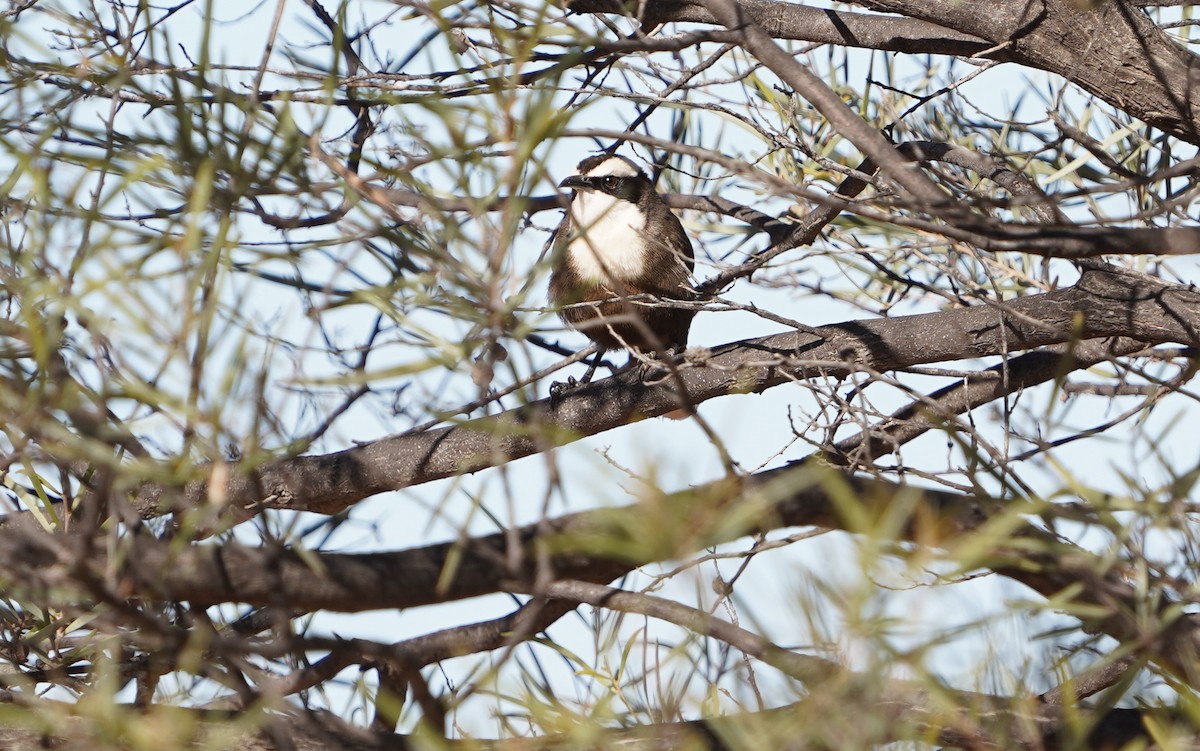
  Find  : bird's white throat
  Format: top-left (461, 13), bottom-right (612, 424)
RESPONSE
top-left (567, 191), bottom-right (647, 282)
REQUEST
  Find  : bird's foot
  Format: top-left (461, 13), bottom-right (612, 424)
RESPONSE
top-left (550, 351), bottom-right (605, 404)
top-left (627, 348), bottom-right (685, 386)
top-left (640, 362), bottom-right (673, 386)
top-left (549, 376), bottom-right (581, 404)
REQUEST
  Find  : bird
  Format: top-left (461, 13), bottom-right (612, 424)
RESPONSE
top-left (548, 154), bottom-right (696, 388)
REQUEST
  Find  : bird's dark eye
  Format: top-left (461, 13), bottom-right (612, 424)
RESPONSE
top-left (601, 176), bottom-right (621, 191)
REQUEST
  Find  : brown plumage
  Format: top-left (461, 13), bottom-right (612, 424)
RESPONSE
top-left (548, 154), bottom-right (695, 358)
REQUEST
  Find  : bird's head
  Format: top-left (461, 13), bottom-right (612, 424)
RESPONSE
top-left (559, 155), bottom-right (649, 203)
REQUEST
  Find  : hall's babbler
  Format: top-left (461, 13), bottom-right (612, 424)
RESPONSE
top-left (549, 154), bottom-right (696, 383)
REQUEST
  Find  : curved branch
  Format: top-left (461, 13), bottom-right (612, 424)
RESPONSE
top-left (851, 0), bottom-right (1200, 144)
top-left (536, 579), bottom-right (1159, 750)
top-left (567, 0), bottom-right (998, 57)
top-left (570, 0), bottom-right (1200, 145)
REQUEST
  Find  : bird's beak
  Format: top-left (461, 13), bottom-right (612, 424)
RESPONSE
top-left (559, 175), bottom-right (592, 191)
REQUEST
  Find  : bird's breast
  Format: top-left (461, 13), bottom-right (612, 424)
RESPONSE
top-left (566, 192), bottom-right (648, 282)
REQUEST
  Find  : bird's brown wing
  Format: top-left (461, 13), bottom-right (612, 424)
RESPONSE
top-left (639, 211), bottom-right (695, 300)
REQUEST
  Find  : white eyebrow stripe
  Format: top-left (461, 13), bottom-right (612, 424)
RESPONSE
top-left (582, 156), bottom-right (641, 178)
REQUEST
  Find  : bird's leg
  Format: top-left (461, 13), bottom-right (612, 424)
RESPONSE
top-left (577, 354), bottom-right (601, 384)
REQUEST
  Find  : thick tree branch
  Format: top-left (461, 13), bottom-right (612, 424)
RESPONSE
top-left (570, 0), bottom-right (1200, 145)
top-left (132, 263), bottom-right (1200, 519)
top-left (0, 469), bottom-right (996, 613)
top-left (567, 0), bottom-right (997, 57)
top-left (2, 470), bottom-right (1195, 749)
top-left (850, 0), bottom-right (1200, 144)
top-left (21, 460), bottom-right (1200, 681)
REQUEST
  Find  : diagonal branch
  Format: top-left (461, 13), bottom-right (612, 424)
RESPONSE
top-left (130, 263), bottom-right (1200, 520)
top-left (696, 0), bottom-right (949, 209)
top-left (825, 337), bottom-right (1151, 467)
